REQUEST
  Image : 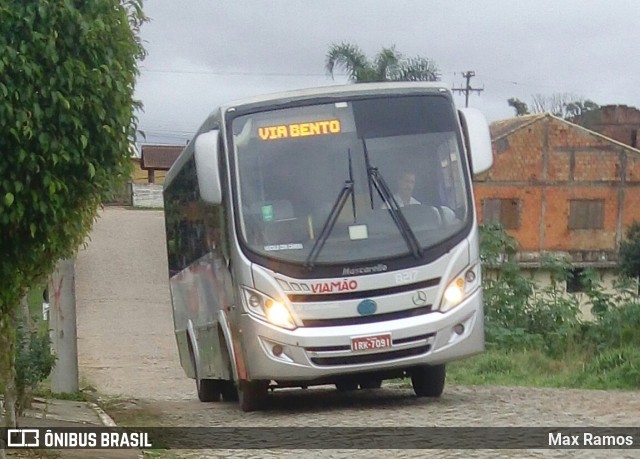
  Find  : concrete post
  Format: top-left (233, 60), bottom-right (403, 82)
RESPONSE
top-left (49, 258), bottom-right (79, 394)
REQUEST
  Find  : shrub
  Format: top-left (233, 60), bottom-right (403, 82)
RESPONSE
top-left (575, 347), bottom-right (640, 389)
top-left (15, 320), bottom-right (56, 413)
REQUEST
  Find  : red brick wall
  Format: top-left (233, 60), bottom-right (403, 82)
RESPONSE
top-left (622, 187), bottom-right (640, 228)
top-left (476, 115), bottom-right (640, 255)
top-left (474, 185), bottom-right (542, 251)
top-left (543, 187), bottom-right (617, 251)
top-left (575, 105), bottom-right (640, 148)
top-left (627, 153), bottom-right (640, 182)
top-left (484, 122), bottom-right (544, 182)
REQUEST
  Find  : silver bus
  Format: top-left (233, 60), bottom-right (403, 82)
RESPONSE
top-left (163, 82), bottom-right (493, 411)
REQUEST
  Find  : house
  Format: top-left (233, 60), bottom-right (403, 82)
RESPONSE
top-left (129, 144), bottom-right (184, 207)
top-left (475, 112), bottom-right (640, 298)
top-left (570, 104), bottom-right (640, 149)
top-left (138, 144), bottom-right (184, 184)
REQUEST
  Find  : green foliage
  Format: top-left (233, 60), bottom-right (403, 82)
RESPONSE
top-left (580, 277), bottom-right (640, 352)
top-left (507, 97), bottom-right (529, 116)
top-left (619, 221), bottom-right (640, 280)
top-left (572, 347), bottom-right (640, 390)
top-left (0, 1), bottom-right (145, 312)
top-left (0, 0), bottom-right (145, 424)
top-left (478, 223), bottom-right (640, 389)
top-left (325, 42), bottom-right (440, 82)
top-left (15, 319), bottom-right (56, 412)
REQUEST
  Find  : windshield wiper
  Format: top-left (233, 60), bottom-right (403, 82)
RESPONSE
top-left (305, 149), bottom-right (357, 269)
top-left (362, 139), bottom-right (422, 259)
top-left (305, 179), bottom-right (354, 269)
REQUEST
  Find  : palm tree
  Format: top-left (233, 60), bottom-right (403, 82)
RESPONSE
top-left (325, 42), bottom-right (440, 83)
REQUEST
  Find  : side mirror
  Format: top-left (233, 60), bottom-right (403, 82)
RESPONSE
top-left (458, 108), bottom-right (493, 175)
top-left (194, 129), bottom-right (222, 204)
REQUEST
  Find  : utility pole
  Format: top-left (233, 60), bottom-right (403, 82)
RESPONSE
top-left (452, 71), bottom-right (484, 107)
top-left (49, 258), bottom-right (79, 394)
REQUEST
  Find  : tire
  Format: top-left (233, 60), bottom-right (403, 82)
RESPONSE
top-left (196, 378), bottom-right (222, 402)
top-left (335, 380), bottom-right (359, 392)
top-left (411, 364), bottom-right (446, 398)
top-left (192, 346), bottom-right (221, 402)
top-left (359, 379), bottom-right (382, 390)
top-left (238, 380), bottom-right (269, 412)
top-left (221, 380), bottom-right (239, 402)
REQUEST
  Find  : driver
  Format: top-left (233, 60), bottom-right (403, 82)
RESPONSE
top-left (382, 171), bottom-right (421, 208)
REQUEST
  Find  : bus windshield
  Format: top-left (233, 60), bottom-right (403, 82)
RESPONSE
top-left (231, 95), bottom-right (470, 265)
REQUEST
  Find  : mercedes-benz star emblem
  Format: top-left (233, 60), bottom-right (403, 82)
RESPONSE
top-left (412, 290), bottom-right (428, 306)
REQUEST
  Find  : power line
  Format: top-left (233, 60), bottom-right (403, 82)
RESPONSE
top-left (451, 71), bottom-right (484, 107)
top-left (140, 67), bottom-right (339, 78)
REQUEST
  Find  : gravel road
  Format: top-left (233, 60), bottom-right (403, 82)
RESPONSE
top-left (74, 207), bottom-right (640, 458)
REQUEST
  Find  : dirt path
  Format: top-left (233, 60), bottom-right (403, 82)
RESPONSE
top-left (75, 207), bottom-right (192, 400)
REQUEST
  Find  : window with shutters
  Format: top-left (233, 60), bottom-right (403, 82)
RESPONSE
top-left (568, 200), bottom-right (604, 230)
top-left (482, 198), bottom-right (521, 229)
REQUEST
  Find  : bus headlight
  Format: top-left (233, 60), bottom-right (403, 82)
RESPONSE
top-left (439, 265), bottom-right (480, 312)
top-left (242, 288), bottom-right (296, 330)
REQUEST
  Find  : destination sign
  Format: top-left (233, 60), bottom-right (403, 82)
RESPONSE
top-left (258, 120), bottom-right (341, 140)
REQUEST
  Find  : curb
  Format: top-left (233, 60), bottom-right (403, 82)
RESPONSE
top-left (88, 402), bottom-right (117, 427)
top-left (88, 402), bottom-right (146, 459)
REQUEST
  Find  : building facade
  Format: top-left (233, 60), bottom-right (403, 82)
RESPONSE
top-left (475, 113), bottom-right (640, 306)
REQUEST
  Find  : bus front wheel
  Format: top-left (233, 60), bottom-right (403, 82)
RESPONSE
top-left (238, 380), bottom-right (268, 412)
top-left (410, 364), bottom-right (446, 397)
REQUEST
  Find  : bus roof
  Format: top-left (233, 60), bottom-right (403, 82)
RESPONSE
top-left (218, 81), bottom-right (451, 113)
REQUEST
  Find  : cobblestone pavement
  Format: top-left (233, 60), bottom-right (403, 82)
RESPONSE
top-left (75, 208), bottom-right (640, 459)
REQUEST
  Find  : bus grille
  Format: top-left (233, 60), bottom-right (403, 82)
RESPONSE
top-left (301, 305), bottom-right (432, 327)
top-left (306, 332), bottom-right (435, 367)
top-left (310, 345), bottom-right (430, 366)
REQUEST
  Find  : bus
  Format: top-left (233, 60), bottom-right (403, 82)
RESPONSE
top-left (162, 82), bottom-right (493, 411)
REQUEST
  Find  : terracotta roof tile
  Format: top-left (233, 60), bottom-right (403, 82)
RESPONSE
top-left (490, 114), bottom-right (546, 141)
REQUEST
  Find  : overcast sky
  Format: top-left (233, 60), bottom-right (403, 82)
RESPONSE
top-left (134, 0), bottom-right (640, 146)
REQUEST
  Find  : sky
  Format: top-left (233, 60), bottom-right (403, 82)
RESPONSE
top-left (134, 0), bottom-right (640, 146)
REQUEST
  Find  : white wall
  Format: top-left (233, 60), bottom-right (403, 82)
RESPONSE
top-left (131, 183), bottom-right (164, 208)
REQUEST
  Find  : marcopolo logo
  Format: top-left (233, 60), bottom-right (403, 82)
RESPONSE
top-left (342, 264), bottom-right (387, 276)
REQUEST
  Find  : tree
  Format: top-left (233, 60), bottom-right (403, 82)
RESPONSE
top-left (529, 93), bottom-right (599, 119)
top-left (0, 0), bottom-right (145, 428)
top-left (507, 98), bottom-right (530, 116)
top-left (619, 221), bottom-right (640, 289)
top-left (565, 99), bottom-right (600, 118)
top-left (325, 42), bottom-right (440, 83)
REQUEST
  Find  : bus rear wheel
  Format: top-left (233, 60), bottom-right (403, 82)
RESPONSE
top-left (238, 380), bottom-right (269, 412)
top-left (335, 380), bottom-right (359, 392)
top-left (359, 379), bottom-right (382, 390)
top-left (221, 380), bottom-right (239, 402)
top-left (196, 378), bottom-right (222, 402)
top-left (410, 364), bottom-right (446, 397)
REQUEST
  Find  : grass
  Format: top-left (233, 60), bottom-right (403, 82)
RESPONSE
top-left (446, 350), bottom-right (582, 388)
top-left (96, 397), bottom-right (164, 427)
top-left (26, 284), bottom-right (46, 320)
top-left (444, 347), bottom-right (640, 391)
top-left (94, 398), bottom-right (184, 459)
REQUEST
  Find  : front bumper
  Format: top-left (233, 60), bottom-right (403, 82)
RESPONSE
top-left (239, 288), bottom-right (485, 381)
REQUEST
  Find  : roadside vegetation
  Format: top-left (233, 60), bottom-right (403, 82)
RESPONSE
top-left (448, 223), bottom-right (640, 390)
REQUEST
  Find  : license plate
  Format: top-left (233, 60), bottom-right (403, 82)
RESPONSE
top-left (351, 333), bottom-right (392, 352)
